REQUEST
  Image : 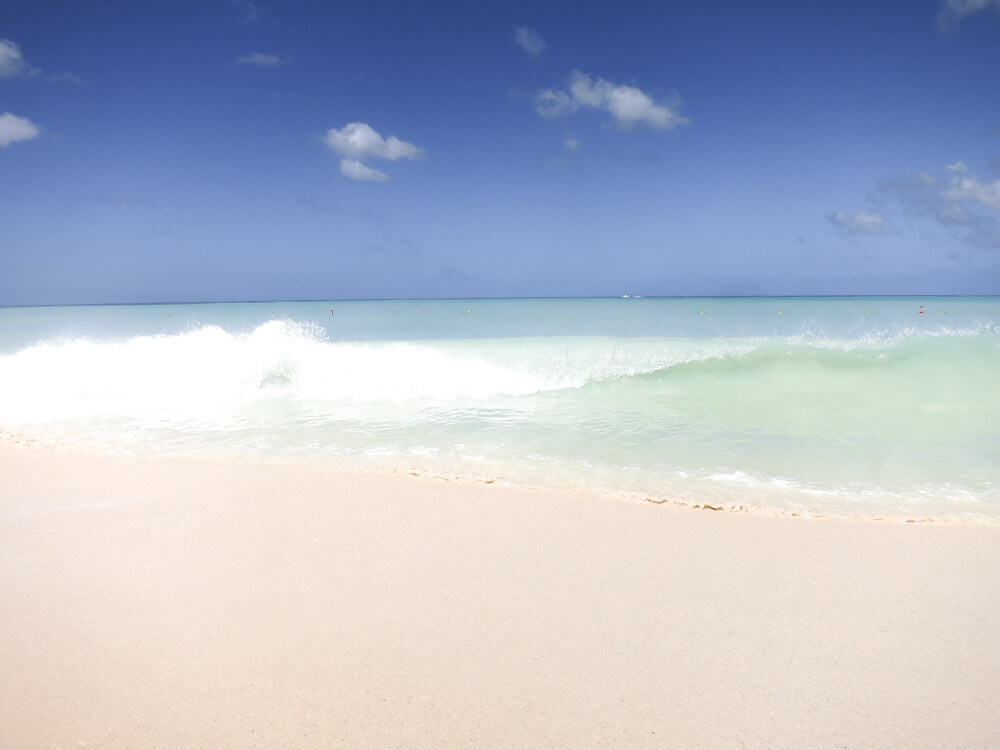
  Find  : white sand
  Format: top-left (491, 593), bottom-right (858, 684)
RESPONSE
top-left (1, 444), bottom-right (998, 749)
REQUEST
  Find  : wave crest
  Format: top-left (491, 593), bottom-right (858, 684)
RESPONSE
top-left (1, 320), bottom-right (996, 426)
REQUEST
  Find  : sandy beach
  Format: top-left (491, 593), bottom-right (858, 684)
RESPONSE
top-left (1, 444), bottom-right (998, 749)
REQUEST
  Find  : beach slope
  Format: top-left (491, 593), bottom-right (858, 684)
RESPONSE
top-left (1, 445), bottom-right (998, 748)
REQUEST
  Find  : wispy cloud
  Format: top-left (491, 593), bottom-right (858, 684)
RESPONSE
top-left (96, 192), bottom-right (155, 210)
top-left (43, 70), bottom-right (82, 83)
top-left (0, 112), bottom-right (41, 147)
top-left (876, 161), bottom-right (1000, 248)
top-left (937, 0), bottom-right (1000, 30)
top-left (298, 197), bottom-right (340, 215)
top-left (236, 53), bottom-right (287, 67)
top-left (535, 71), bottom-right (689, 130)
top-left (514, 26), bottom-right (546, 57)
top-left (0, 38), bottom-right (80, 82)
top-left (324, 122), bottom-right (425, 183)
top-left (230, 0), bottom-right (262, 24)
top-left (829, 211), bottom-right (890, 236)
top-left (544, 136), bottom-right (583, 168)
top-left (0, 39), bottom-right (36, 78)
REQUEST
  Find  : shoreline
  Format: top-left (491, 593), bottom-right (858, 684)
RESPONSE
top-left (2, 443), bottom-right (999, 748)
top-left (3, 431), bottom-right (996, 525)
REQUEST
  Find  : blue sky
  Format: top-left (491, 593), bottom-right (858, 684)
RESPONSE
top-left (1, 0), bottom-right (999, 304)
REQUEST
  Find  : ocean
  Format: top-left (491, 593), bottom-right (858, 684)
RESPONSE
top-left (1, 296), bottom-right (997, 520)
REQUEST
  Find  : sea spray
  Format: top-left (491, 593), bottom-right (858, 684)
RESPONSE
top-left (1, 297), bottom-right (997, 519)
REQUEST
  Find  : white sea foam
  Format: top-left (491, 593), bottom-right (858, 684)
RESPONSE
top-left (1, 298), bottom-right (998, 520)
top-left (0, 320), bottom-right (759, 419)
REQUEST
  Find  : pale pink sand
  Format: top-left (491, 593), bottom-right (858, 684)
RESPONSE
top-left (1, 445), bottom-right (998, 749)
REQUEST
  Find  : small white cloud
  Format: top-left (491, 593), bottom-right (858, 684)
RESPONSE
top-left (534, 70), bottom-right (689, 130)
top-left (325, 122), bottom-right (425, 162)
top-left (0, 112), bottom-right (40, 147)
top-left (937, 0), bottom-right (1000, 29)
top-left (829, 211), bottom-right (890, 235)
top-left (514, 26), bottom-right (546, 56)
top-left (0, 39), bottom-right (37, 78)
top-left (339, 158), bottom-right (391, 183)
top-left (0, 38), bottom-right (78, 82)
top-left (946, 161), bottom-right (969, 174)
top-left (236, 53), bottom-right (285, 67)
top-left (563, 136), bottom-right (580, 152)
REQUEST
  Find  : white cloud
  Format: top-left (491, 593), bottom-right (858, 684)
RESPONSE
top-left (324, 122), bottom-right (425, 182)
top-left (564, 136), bottom-right (580, 152)
top-left (937, 0), bottom-right (1000, 29)
top-left (0, 112), bottom-right (40, 147)
top-left (944, 175), bottom-right (1000, 211)
top-left (0, 39), bottom-right (37, 78)
top-left (0, 38), bottom-right (78, 82)
top-left (236, 53), bottom-right (285, 66)
top-left (534, 71), bottom-right (689, 130)
top-left (325, 122), bottom-right (425, 161)
top-left (324, 123), bottom-right (425, 183)
top-left (514, 26), bottom-right (546, 56)
top-left (946, 161), bottom-right (969, 174)
top-left (829, 211), bottom-right (890, 235)
top-left (339, 158), bottom-right (391, 183)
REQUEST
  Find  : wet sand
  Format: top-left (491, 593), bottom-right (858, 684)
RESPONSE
top-left (1, 444), bottom-right (998, 749)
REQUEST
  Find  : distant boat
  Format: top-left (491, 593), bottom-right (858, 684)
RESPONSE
top-left (622, 294), bottom-right (630, 299)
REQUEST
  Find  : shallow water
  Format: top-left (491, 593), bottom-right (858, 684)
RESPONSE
top-left (2, 296), bottom-right (998, 519)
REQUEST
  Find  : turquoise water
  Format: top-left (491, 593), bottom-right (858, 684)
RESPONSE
top-left (1, 296), bottom-right (998, 519)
